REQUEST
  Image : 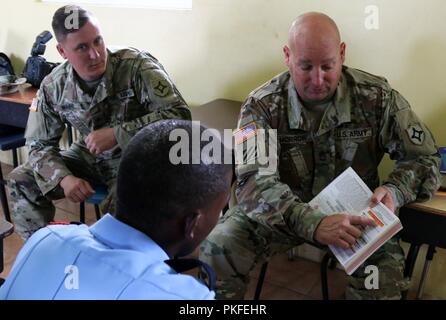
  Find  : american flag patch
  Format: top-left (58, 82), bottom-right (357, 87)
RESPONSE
top-left (234, 122), bottom-right (257, 145)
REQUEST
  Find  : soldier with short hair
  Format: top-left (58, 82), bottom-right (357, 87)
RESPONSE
top-left (199, 12), bottom-right (441, 299)
top-left (1, 120), bottom-right (233, 300)
top-left (8, 5), bottom-right (191, 240)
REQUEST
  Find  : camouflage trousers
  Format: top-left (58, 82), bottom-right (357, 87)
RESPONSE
top-left (199, 207), bottom-right (409, 300)
top-left (8, 143), bottom-right (119, 241)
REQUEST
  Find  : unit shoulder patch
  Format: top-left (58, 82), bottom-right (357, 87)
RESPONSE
top-left (152, 79), bottom-right (171, 98)
top-left (406, 124), bottom-right (425, 145)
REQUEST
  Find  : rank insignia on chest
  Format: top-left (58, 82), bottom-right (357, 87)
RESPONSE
top-left (234, 122), bottom-right (258, 145)
top-left (117, 89), bottom-right (135, 100)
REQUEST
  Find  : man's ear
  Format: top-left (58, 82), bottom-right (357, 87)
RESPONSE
top-left (283, 45), bottom-right (291, 67)
top-left (340, 42), bottom-right (346, 64)
top-left (184, 211), bottom-right (201, 240)
top-left (56, 43), bottom-right (68, 59)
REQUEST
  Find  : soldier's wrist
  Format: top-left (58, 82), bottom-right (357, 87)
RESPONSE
top-left (112, 125), bottom-right (128, 149)
top-left (383, 183), bottom-right (405, 209)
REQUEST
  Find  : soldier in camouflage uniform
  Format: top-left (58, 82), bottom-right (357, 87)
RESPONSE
top-left (8, 5), bottom-right (191, 240)
top-left (200, 12), bottom-right (441, 299)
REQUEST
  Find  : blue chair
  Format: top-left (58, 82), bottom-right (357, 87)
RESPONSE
top-left (0, 125), bottom-right (25, 222)
top-left (79, 184), bottom-right (108, 223)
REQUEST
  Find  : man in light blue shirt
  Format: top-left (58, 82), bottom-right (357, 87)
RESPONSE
top-left (0, 119), bottom-right (232, 299)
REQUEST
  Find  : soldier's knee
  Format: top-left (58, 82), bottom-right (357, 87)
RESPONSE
top-left (199, 221), bottom-right (244, 259)
top-left (8, 163), bottom-right (35, 185)
top-left (199, 235), bottom-right (224, 259)
top-left (347, 259), bottom-right (407, 300)
top-left (7, 164), bottom-right (44, 203)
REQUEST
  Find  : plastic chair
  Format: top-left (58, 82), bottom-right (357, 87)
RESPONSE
top-left (399, 203), bottom-right (446, 300)
top-left (253, 245), bottom-right (337, 300)
top-left (79, 184), bottom-right (108, 223)
top-left (65, 123), bottom-right (108, 223)
top-left (0, 219), bottom-right (14, 286)
top-left (0, 125), bottom-right (25, 222)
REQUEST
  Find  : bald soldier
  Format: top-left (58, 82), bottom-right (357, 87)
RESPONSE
top-left (8, 5), bottom-right (190, 240)
top-left (200, 12), bottom-right (441, 299)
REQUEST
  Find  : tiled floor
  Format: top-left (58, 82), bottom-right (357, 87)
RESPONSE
top-left (1, 162), bottom-right (445, 300)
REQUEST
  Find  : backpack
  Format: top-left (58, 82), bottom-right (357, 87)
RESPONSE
top-left (0, 53), bottom-right (15, 76)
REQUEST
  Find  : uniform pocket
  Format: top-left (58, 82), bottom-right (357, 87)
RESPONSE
top-left (279, 146), bottom-right (313, 200)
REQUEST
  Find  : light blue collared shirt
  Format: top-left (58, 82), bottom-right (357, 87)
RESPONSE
top-left (0, 214), bottom-right (214, 300)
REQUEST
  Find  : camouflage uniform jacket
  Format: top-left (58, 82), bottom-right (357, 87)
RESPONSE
top-left (25, 47), bottom-right (191, 194)
top-left (234, 66), bottom-right (441, 243)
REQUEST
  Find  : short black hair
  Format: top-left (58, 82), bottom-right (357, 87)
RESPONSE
top-left (115, 120), bottom-right (232, 233)
top-left (52, 5), bottom-right (93, 43)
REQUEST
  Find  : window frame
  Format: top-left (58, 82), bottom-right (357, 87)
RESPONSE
top-left (42, 0), bottom-right (192, 10)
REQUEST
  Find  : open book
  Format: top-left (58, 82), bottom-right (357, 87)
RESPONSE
top-left (309, 167), bottom-right (403, 275)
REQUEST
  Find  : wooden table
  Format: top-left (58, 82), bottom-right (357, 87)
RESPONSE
top-left (0, 85), bottom-right (37, 222)
top-left (0, 85), bottom-right (36, 128)
top-left (405, 193), bottom-right (446, 216)
top-left (399, 191), bottom-right (446, 299)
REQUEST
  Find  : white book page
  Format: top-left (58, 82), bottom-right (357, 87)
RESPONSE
top-left (309, 167), bottom-right (401, 274)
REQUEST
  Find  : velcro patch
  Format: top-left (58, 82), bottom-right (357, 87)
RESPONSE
top-left (406, 124), bottom-right (425, 145)
top-left (152, 79), bottom-right (170, 97)
top-left (279, 134), bottom-right (309, 145)
top-left (117, 88), bottom-right (135, 100)
top-left (334, 127), bottom-right (373, 139)
top-left (234, 122), bottom-right (257, 145)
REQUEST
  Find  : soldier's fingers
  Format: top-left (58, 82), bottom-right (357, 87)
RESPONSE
top-left (369, 187), bottom-right (387, 207)
top-left (369, 196), bottom-right (380, 208)
top-left (85, 137), bottom-right (98, 154)
top-left (340, 231), bottom-right (357, 246)
top-left (350, 215), bottom-right (376, 227)
top-left (345, 225), bottom-right (362, 239)
top-left (75, 190), bottom-right (88, 202)
top-left (71, 184), bottom-right (89, 201)
top-left (83, 181), bottom-right (95, 194)
top-left (380, 195), bottom-right (395, 213)
top-left (77, 187), bottom-right (92, 199)
top-left (335, 238), bottom-right (351, 249)
top-left (88, 145), bottom-right (101, 155)
top-left (86, 144), bottom-right (95, 154)
top-left (77, 184), bottom-right (94, 198)
top-left (68, 192), bottom-right (82, 203)
top-left (85, 133), bottom-right (93, 143)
